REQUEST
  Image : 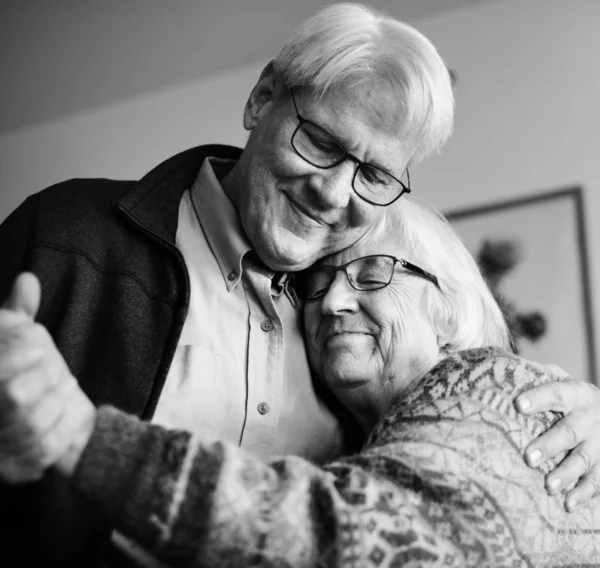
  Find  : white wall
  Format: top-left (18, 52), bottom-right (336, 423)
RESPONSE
top-left (0, 65), bottom-right (258, 218)
top-left (1, 0), bottom-right (597, 377)
top-left (413, 0), bottom-right (600, 380)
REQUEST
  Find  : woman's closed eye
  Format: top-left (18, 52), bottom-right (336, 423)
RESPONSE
top-left (355, 268), bottom-right (389, 287)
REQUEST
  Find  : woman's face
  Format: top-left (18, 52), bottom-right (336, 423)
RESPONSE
top-left (303, 232), bottom-right (445, 405)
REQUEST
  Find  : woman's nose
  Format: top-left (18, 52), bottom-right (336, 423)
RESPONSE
top-left (308, 161), bottom-right (355, 210)
top-left (320, 271), bottom-right (360, 315)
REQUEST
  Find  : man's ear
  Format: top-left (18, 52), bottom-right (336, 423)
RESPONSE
top-left (243, 61), bottom-right (281, 131)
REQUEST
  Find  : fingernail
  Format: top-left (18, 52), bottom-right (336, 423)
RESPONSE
top-left (528, 448), bottom-right (542, 466)
top-left (547, 477), bottom-right (561, 492)
top-left (566, 498), bottom-right (578, 512)
top-left (517, 397), bottom-right (531, 411)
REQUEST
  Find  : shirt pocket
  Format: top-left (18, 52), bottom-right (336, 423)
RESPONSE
top-left (161, 345), bottom-right (221, 394)
top-left (152, 345), bottom-right (225, 436)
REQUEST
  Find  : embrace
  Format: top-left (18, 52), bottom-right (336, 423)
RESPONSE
top-left (1, 3), bottom-right (599, 567)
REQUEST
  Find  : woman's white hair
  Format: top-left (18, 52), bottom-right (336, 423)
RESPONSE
top-left (374, 197), bottom-right (511, 352)
top-left (274, 2), bottom-right (454, 165)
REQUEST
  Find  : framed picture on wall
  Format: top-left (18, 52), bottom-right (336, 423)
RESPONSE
top-left (445, 187), bottom-right (597, 386)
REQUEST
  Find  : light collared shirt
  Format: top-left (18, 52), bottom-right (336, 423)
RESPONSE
top-left (151, 157), bottom-right (344, 462)
top-left (113, 157), bottom-right (345, 566)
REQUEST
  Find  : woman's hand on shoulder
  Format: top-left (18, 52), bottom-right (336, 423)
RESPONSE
top-left (515, 364), bottom-right (600, 512)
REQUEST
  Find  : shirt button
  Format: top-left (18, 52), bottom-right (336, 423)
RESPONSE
top-left (260, 319), bottom-right (274, 332)
top-left (228, 270), bottom-right (237, 281)
top-left (257, 402), bottom-right (270, 415)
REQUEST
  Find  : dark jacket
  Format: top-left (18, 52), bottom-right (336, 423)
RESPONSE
top-left (0, 144), bottom-right (242, 566)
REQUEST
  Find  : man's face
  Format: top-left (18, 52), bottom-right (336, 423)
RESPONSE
top-left (224, 68), bottom-right (411, 272)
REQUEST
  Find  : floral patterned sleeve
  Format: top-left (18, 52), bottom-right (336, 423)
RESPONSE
top-left (72, 348), bottom-right (600, 567)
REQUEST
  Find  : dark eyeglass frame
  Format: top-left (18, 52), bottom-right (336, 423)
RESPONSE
top-left (299, 254), bottom-right (440, 301)
top-left (289, 88), bottom-right (411, 207)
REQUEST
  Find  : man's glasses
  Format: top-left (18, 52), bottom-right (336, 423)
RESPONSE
top-left (296, 254), bottom-right (440, 301)
top-left (290, 89), bottom-right (411, 207)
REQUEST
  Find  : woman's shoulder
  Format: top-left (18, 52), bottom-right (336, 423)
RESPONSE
top-left (368, 347), bottom-right (564, 466)
top-left (411, 347), bottom-right (557, 404)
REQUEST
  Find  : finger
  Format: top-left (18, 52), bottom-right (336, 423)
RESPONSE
top-left (544, 444), bottom-right (593, 495)
top-left (0, 457), bottom-right (46, 484)
top-left (14, 403), bottom-right (77, 469)
top-left (0, 375), bottom-right (74, 453)
top-left (0, 343), bottom-right (44, 381)
top-left (524, 412), bottom-right (593, 466)
top-left (538, 363), bottom-right (571, 381)
top-left (0, 363), bottom-right (62, 421)
top-left (1, 272), bottom-right (41, 320)
top-left (53, 385), bottom-right (97, 477)
top-left (0, 392), bottom-right (78, 482)
top-left (2, 378), bottom-right (82, 477)
top-left (564, 469), bottom-right (600, 512)
top-left (515, 379), bottom-right (585, 414)
top-left (0, 320), bottom-right (66, 385)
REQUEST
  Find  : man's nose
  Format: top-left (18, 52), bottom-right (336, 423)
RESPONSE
top-left (321, 271), bottom-right (360, 315)
top-left (308, 161), bottom-right (355, 210)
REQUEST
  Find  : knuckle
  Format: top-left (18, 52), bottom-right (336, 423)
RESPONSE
top-left (572, 448), bottom-right (593, 473)
top-left (550, 384), bottom-right (567, 409)
top-left (546, 364), bottom-right (571, 380)
top-left (30, 322), bottom-right (49, 344)
top-left (43, 430), bottom-right (65, 461)
top-left (6, 387), bottom-right (26, 408)
top-left (8, 321), bottom-right (32, 341)
top-left (590, 475), bottom-right (600, 498)
top-left (557, 420), bottom-right (579, 447)
top-left (0, 457), bottom-right (43, 484)
top-left (1, 384), bottom-right (24, 409)
top-left (6, 378), bottom-right (33, 406)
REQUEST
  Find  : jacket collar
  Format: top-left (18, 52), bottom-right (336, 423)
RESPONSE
top-left (117, 144), bottom-right (243, 243)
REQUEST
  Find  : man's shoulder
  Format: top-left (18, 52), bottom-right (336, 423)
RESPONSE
top-left (31, 144), bottom-right (243, 217)
top-left (0, 177), bottom-right (136, 246)
top-left (21, 177), bottom-right (135, 244)
top-left (36, 176), bottom-right (134, 209)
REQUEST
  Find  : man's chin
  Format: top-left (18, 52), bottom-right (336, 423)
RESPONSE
top-left (322, 365), bottom-right (371, 390)
top-left (255, 242), bottom-right (320, 272)
top-left (327, 377), bottom-right (370, 390)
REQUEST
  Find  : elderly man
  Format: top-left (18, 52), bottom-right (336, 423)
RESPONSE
top-left (0, 3), bottom-right (598, 567)
top-left (2, 199), bottom-right (600, 567)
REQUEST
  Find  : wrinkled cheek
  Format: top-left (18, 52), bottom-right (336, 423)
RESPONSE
top-left (351, 203), bottom-right (384, 231)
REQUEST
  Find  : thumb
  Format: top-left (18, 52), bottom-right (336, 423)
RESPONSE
top-left (2, 272), bottom-right (42, 319)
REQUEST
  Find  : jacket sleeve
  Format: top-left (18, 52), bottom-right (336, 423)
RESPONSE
top-left (0, 194), bottom-right (38, 303)
top-left (71, 406), bottom-right (481, 568)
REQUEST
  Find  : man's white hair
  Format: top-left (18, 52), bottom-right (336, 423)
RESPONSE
top-left (375, 197), bottom-right (511, 352)
top-left (274, 2), bottom-right (454, 165)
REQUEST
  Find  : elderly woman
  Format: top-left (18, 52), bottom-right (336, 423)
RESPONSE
top-left (2, 197), bottom-right (599, 567)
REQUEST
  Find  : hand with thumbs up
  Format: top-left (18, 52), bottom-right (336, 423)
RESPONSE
top-left (0, 273), bottom-right (96, 483)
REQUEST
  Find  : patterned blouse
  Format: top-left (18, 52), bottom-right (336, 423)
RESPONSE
top-left (73, 347), bottom-right (600, 566)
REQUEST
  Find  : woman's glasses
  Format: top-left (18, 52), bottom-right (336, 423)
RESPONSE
top-left (296, 254), bottom-right (440, 301)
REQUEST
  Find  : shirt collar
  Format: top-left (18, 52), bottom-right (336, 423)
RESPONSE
top-left (189, 157), bottom-right (252, 291)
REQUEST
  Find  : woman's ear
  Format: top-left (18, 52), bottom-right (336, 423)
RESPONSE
top-left (243, 61), bottom-right (281, 131)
